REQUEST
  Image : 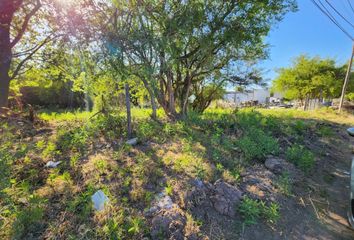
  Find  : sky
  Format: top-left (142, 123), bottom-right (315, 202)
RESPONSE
top-left (261, 0), bottom-right (354, 82)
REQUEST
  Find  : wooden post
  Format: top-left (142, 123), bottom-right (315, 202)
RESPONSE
top-left (125, 83), bottom-right (132, 138)
top-left (338, 43), bottom-right (354, 113)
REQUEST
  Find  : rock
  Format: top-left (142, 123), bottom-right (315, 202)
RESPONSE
top-left (185, 179), bottom-right (242, 218)
top-left (151, 206), bottom-right (186, 240)
top-left (91, 190), bottom-right (109, 211)
top-left (45, 161), bottom-right (61, 168)
top-left (241, 165), bottom-right (276, 201)
top-left (157, 195), bottom-right (174, 210)
top-left (211, 180), bottom-right (243, 217)
top-left (264, 157), bottom-right (303, 182)
top-left (264, 157), bottom-right (284, 174)
top-left (126, 138), bottom-right (138, 146)
top-left (145, 192), bottom-right (175, 217)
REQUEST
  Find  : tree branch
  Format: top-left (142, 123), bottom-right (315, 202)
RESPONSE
top-left (10, 34), bottom-right (53, 80)
top-left (10, 0), bottom-right (41, 48)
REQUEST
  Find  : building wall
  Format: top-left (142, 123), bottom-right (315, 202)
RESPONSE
top-left (224, 89), bottom-right (282, 105)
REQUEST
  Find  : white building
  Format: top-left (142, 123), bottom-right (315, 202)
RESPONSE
top-left (223, 89), bottom-right (282, 105)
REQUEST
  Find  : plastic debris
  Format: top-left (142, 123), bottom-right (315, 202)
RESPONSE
top-left (126, 138), bottom-right (138, 146)
top-left (91, 190), bottom-right (109, 211)
top-left (45, 161), bottom-right (61, 168)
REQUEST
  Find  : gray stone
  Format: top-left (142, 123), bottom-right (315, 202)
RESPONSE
top-left (185, 179), bottom-right (242, 217)
top-left (151, 206), bottom-right (186, 240)
top-left (211, 180), bottom-right (243, 217)
top-left (264, 157), bottom-right (284, 174)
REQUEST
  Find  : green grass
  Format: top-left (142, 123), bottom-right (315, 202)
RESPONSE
top-left (1, 107), bottom-right (351, 239)
top-left (38, 109), bottom-right (94, 121)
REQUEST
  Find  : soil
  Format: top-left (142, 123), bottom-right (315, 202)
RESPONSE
top-left (215, 124), bottom-right (354, 240)
top-left (168, 122), bottom-right (354, 240)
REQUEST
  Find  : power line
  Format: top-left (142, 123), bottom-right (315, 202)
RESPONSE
top-left (347, 0), bottom-right (354, 15)
top-left (324, 0), bottom-right (354, 29)
top-left (318, 0), bottom-right (341, 26)
top-left (311, 0), bottom-right (354, 41)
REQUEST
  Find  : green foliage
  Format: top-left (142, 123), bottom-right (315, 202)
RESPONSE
top-left (346, 92), bottom-right (354, 101)
top-left (239, 197), bottom-right (280, 225)
top-left (136, 121), bottom-right (160, 141)
top-left (164, 183), bottom-right (173, 196)
top-left (56, 127), bottom-right (88, 153)
top-left (272, 55), bottom-right (349, 101)
top-left (261, 202), bottom-right (280, 224)
top-left (127, 217), bottom-right (144, 235)
top-left (286, 144), bottom-right (315, 173)
top-left (239, 197), bottom-right (262, 225)
top-left (237, 127), bottom-right (279, 161)
top-left (276, 172), bottom-right (292, 196)
top-left (88, 114), bottom-right (125, 140)
top-left (11, 195), bottom-right (45, 239)
top-left (67, 186), bottom-right (95, 221)
top-left (101, 0), bottom-right (296, 116)
top-left (317, 125), bottom-right (334, 138)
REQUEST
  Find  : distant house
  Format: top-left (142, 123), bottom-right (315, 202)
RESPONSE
top-left (223, 89), bottom-right (283, 105)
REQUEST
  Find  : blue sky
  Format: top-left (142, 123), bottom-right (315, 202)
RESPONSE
top-left (261, 0), bottom-right (354, 82)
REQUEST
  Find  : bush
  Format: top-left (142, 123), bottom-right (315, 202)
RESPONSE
top-left (286, 144), bottom-right (315, 173)
top-left (136, 121), bottom-right (161, 141)
top-left (237, 127), bottom-right (279, 161)
top-left (317, 125), bottom-right (333, 138)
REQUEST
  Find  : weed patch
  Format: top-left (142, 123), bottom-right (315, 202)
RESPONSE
top-left (239, 196), bottom-right (280, 225)
top-left (286, 144), bottom-right (315, 173)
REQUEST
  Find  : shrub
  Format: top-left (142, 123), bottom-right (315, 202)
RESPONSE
top-left (136, 121), bottom-right (161, 141)
top-left (317, 126), bottom-right (333, 138)
top-left (237, 127), bottom-right (279, 161)
top-left (286, 144), bottom-right (315, 173)
top-left (293, 120), bottom-right (306, 134)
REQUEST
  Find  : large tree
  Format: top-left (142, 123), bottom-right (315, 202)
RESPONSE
top-left (87, 0), bottom-right (296, 118)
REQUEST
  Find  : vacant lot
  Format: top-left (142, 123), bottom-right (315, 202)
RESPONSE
top-left (1, 108), bottom-right (353, 239)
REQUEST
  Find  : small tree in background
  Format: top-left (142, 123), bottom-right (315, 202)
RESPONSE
top-left (272, 55), bottom-right (353, 109)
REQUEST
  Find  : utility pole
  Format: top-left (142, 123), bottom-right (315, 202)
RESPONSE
top-left (338, 43), bottom-right (354, 113)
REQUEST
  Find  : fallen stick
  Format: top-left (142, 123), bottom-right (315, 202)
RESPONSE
top-left (309, 195), bottom-right (320, 219)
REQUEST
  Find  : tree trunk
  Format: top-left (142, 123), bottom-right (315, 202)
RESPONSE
top-left (0, 72), bottom-right (10, 109)
top-left (149, 89), bottom-right (157, 120)
top-left (167, 71), bottom-right (176, 115)
top-left (125, 83), bottom-right (132, 138)
top-left (0, 1), bottom-right (14, 109)
top-left (304, 95), bottom-right (310, 111)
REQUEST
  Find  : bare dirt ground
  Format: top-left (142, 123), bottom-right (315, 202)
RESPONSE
top-left (240, 124), bottom-right (354, 240)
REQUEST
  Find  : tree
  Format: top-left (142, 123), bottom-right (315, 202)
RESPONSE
top-left (0, 0), bottom-right (44, 108)
top-left (88, 0), bottom-right (296, 118)
top-left (272, 55), bottom-right (347, 109)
